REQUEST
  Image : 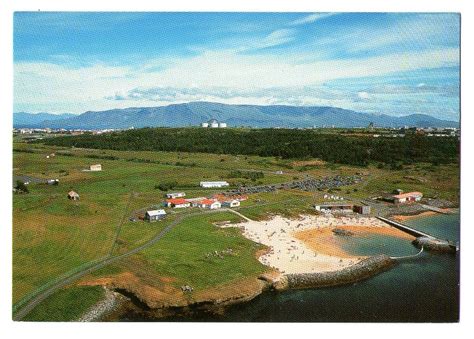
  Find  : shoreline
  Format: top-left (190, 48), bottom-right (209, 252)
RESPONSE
top-left (82, 211), bottom-right (442, 321)
top-left (391, 211), bottom-right (437, 222)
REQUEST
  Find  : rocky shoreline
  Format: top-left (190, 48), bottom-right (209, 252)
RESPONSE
top-left (89, 255), bottom-right (397, 321)
top-left (77, 287), bottom-right (127, 322)
top-left (273, 255), bottom-right (396, 291)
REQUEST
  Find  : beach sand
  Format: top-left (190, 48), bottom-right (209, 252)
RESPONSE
top-left (221, 214), bottom-right (407, 275)
top-left (392, 211), bottom-right (437, 222)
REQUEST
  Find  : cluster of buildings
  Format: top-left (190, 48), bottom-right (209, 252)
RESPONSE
top-left (372, 127), bottom-right (460, 139)
top-left (143, 192), bottom-right (247, 222)
top-left (164, 192), bottom-right (247, 210)
top-left (200, 119), bottom-right (227, 128)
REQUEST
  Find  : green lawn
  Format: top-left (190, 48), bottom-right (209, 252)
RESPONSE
top-left (22, 285), bottom-right (104, 321)
top-left (130, 212), bottom-right (267, 291)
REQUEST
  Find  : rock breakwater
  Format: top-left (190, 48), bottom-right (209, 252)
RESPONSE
top-left (274, 255), bottom-right (396, 290)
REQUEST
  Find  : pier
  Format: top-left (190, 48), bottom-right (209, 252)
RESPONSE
top-left (376, 216), bottom-right (435, 238)
top-left (376, 216), bottom-right (458, 253)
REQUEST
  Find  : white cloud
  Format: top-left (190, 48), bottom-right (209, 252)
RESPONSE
top-left (14, 47), bottom-right (459, 114)
top-left (256, 29), bottom-right (295, 49)
top-left (290, 13), bottom-right (335, 26)
top-left (357, 91), bottom-right (370, 100)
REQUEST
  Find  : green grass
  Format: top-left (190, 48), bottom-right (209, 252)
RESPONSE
top-left (131, 212), bottom-right (267, 291)
top-left (22, 285), bottom-right (105, 321)
top-left (12, 141), bottom-right (460, 315)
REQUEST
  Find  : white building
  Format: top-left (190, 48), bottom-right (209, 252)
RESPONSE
top-left (221, 199), bottom-right (240, 208)
top-left (201, 122), bottom-right (209, 128)
top-left (200, 181), bottom-right (230, 188)
top-left (89, 164), bottom-right (102, 171)
top-left (198, 199), bottom-right (221, 209)
top-left (165, 192), bottom-right (186, 199)
top-left (185, 197), bottom-right (207, 207)
top-left (145, 209), bottom-right (166, 222)
top-left (165, 198), bottom-right (191, 208)
top-left (218, 122), bottom-right (227, 128)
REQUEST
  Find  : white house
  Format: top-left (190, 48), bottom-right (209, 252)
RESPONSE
top-left (89, 164), bottom-right (102, 171)
top-left (165, 192), bottom-right (186, 199)
top-left (392, 192), bottom-right (423, 204)
top-left (200, 181), bottom-right (229, 188)
top-left (198, 199), bottom-right (221, 209)
top-left (221, 199), bottom-right (240, 208)
top-left (145, 209), bottom-right (166, 222)
top-left (166, 198), bottom-right (191, 208)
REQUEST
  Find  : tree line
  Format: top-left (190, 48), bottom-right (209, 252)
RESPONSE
top-left (39, 128), bottom-right (459, 166)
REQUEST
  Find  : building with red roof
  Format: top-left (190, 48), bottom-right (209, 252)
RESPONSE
top-left (392, 192), bottom-right (423, 203)
top-left (166, 198), bottom-right (191, 208)
top-left (198, 199), bottom-right (221, 209)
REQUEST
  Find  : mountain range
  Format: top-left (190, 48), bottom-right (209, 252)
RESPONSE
top-left (14, 102), bottom-right (459, 129)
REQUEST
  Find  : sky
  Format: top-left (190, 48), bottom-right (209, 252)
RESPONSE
top-left (13, 12), bottom-right (460, 121)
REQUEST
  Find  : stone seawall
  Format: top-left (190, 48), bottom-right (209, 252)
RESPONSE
top-left (274, 255), bottom-right (396, 290)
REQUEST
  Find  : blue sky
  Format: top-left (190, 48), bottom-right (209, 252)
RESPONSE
top-left (14, 12), bottom-right (460, 120)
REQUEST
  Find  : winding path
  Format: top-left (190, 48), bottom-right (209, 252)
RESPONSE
top-left (13, 207), bottom-right (250, 321)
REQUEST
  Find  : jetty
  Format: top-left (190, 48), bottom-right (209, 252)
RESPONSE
top-left (376, 216), bottom-right (435, 238)
top-left (376, 216), bottom-right (458, 253)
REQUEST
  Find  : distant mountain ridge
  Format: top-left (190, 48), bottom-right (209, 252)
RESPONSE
top-left (14, 112), bottom-right (75, 127)
top-left (14, 102), bottom-right (459, 129)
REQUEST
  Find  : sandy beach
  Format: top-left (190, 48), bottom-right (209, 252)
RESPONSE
top-left (221, 214), bottom-right (411, 275)
top-left (392, 211), bottom-right (437, 222)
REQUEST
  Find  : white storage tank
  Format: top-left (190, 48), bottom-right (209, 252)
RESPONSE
top-left (208, 119), bottom-right (219, 128)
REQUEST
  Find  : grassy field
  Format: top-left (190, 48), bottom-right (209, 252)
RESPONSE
top-left (12, 139), bottom-right (459, 319)
top-left (22, 285), bottom-right (104, 321)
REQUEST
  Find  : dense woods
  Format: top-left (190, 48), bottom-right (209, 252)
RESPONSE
top-left (40, 128), bottom-right (459, 166)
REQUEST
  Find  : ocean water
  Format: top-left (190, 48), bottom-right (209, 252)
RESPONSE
top-left (123, 213), bottom-right (460, 322)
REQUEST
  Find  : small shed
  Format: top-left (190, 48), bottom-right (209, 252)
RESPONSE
top-left (353, 205), bottom-right (371, 215)
top-left (89, 164), bottom-right (102, 171)
top-left (145, 209), bottom-right (167, 222)
top-left (67, 190), bottom-right (80, 200)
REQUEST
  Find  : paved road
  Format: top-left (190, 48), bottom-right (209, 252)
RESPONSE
top-left (13, 207), bottom-right (251, 321)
